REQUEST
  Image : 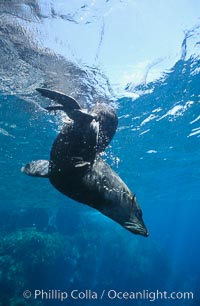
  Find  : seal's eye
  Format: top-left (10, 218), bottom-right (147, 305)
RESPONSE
top-left (135, 210), bottom-right (142, 219)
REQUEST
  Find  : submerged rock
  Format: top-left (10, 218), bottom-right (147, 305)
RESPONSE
top-left (0, 224), bottom-right (170, 305)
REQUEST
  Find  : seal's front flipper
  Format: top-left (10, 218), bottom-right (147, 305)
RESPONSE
top-left (36, 88), bottom-right (81, 119)
top-left (73, 109), bottom-right (97, 122)
top-left (45, 105), bottom-right (64, 112)
top-left (21, 160), bottom-right (49, 178)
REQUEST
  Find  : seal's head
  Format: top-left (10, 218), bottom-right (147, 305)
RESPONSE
top-left (124, 195), bottom-right (149, 237)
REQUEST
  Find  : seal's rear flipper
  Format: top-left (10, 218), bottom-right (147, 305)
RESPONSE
top-left (21, 160), bottom-right (49, 178)
top-left (36, 88), bottom-right (81, 119)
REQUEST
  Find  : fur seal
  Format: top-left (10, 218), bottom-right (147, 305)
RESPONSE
top-left (22, 88), bottom-right (148, 237)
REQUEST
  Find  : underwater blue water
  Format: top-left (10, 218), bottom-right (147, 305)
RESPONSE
top-left (0, 52), bottom-right (200, 306)
top-left (0, 1), bottom-right (200, 305)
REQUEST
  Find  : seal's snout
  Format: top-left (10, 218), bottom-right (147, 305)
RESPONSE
top-left (123, 220), bottom-right (149, 237)
top-left (143, 230), bottom-right (149, 237)
top-left (139, 228), bottom-right (149, 237)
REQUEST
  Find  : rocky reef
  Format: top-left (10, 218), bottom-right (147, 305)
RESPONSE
top-left (0, 207), bottom-right (170, 306)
